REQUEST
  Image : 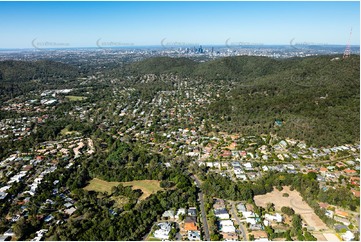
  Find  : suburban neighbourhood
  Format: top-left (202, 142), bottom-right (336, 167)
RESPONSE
top-left (0, 83), bottom-right (359, 241)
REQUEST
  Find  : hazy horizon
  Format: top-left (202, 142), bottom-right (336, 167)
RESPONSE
top-left (0, 1), bottom-right (359, 48)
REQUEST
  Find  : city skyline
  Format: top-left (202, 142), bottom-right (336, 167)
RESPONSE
top-left (0, 1), bottom-right (359, 49)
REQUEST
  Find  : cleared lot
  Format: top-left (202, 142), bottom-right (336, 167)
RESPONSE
top-left (254, 186), bottom-right (328, 231)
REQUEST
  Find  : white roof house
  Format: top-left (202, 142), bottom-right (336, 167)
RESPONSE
top-left (236, 174), bottom-right (247, 180)
top-left (246, 217), bottom-right (257, 225)
top-left (64, 207), bottom-right (76, 215)
top-left (242, 211), bottom-right (255, 218)
top-left (4, 229), bottom-right (15, 237)
top-left (0, 186), bottom-right (11, 193)
top-left (214, 208), bottom-right (230, 220)
top-left (188, 231), bottom-right (201, 241)
top-left (154, 222), bottom-right (171, 239)
top-left (175, 208), bottom-right (187, 219)
top-left (234, 168), bottom-right (244, 175)
top-left (342, 231), bottom-right (355, 241)
top-left (243, 162), bottom-right (253, 170)
top-left (264, 213), bottom-right (283, 223)
top-left (236, 203), bottom-right (247, 212)
top-left (162, 210), bottom-right (175, 219)
top-left (219, 220), bottom-right (236, 233)
top-left (325, 210), bottom-right (334, 218)
top-left (0, 192), bottom-right (8, 200)
top-left (206, 162), bottom-right (214, 168)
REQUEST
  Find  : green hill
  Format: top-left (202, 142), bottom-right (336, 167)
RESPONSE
top-left (126, 57), bottom-right (197, 76)
top-left (0, 60), bottom-right (79, 82)
top-left (124, 55), bottom-right (359, 146)
top-left (193, 56), bottom-right (280, 80)
top-left (0, 60), bottom-right (80, 101)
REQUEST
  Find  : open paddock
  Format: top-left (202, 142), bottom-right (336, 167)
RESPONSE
top-left (84, 178), bottom-right (164, 200)
top-left (254, 186), bottom-right (328, 231)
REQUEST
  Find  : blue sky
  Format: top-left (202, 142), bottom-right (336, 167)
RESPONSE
top-left (0, 1), bottom-right (359, 48)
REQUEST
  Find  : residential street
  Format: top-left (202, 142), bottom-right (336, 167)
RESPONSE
top-left (190, 174), bottom-right (210, 241)
top-left (230, 201), bottom-right (247, 241)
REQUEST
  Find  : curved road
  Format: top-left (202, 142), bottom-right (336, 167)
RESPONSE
top-left (190, 174), bottom-right (210, 241)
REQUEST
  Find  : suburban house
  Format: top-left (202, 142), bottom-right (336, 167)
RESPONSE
top-left (335, 210), bottom-right (349, 218)
top-left (64, 207), bottom-right (76, 216)
top-left (350, 176), bottom-right (360, 185)
top-left (236, 174), bottom-right (247, 180)
top-left (3, 229), bottom-right (15, 237)
top-left (154, 222), bottom-right (171, 239)
top-left (184, 217), bottom-right (198, 231)
top-left (162, 210), bottom-right (175, 219)
top-left (325, 210), bottom-right (334, 218)
top-left (250, 224), bottom-right (263, 231)
top-left (342, 231), bottom-right (355, 241)
top-left (334, 216), bottom-right (351, 226)
top-left (242, 211), bottom-right (255, 218)
top-left (319, 167), bottom-right (328, 175)
top-left (236, 203), bottom-right (247, 213)
top-left (319, 202), bottom-right (330, 209)
top-left (213, 199), bottom-right (226, 209)
top-left (214, 208), bottom-right (230, 220)
top-left (243, 162), bottom-right (253, 171)
top-left (246, 204), bottom-right (254, 211)
top-left (234, 168), bottom-right (244, 175)
top-left (219, 220), bottom-right (236, 233)
top-left (175, 208), bottom-right (186, 219)
top-left (0, 192), bottom-right (7, 200)
top-left (246, 217), bottom-right (257, 225)
top-left (264, 213), bottom-right (283, 223)
top-left (343, 169), bottom-right (357, 176)
top-left (221, 150), bottom-right (232, 157)
top-left (187, 230), bottom-right (201, 241)
top-left (187, 207), bottom-right (197, 217)
top-left (250, 230), bottom-right (268, 240)
top-left (221, 232), bottom-right (238, 241)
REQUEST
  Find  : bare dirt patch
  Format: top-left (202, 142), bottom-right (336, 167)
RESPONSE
top-left (254, 186), bottom-right (328, 231)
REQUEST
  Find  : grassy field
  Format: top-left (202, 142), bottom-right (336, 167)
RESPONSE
top-left (111, 195), bottom-right (129, 208)
top-left (60, 125), bottom-right (80, 136)
top-left (84, 178), bottom-right (163, 200)
top-left (65, 95), bottom-right (87, 101)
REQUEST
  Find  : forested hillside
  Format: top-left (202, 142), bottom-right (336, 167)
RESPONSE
top-left (121, 55), bottom-right (360, 146)
top-left (0, 60), bottom-right (80, 101)
top-left (1, 55), bottom-right (359, 146)
top-left (0, 60), bottom-right (79, 82)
